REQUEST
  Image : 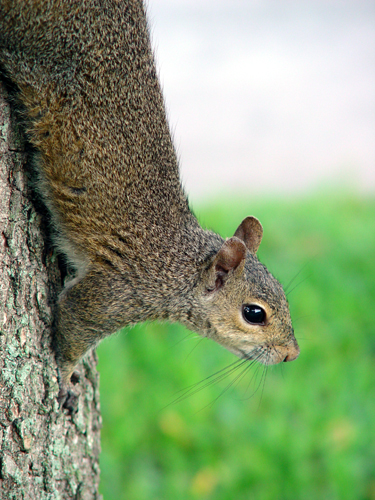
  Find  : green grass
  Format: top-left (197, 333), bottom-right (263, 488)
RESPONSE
top-left (97, 191), bottom-right (375, 500)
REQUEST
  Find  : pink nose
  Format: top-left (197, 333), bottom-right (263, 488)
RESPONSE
top-left (283, 344), bottom-right (300, 362)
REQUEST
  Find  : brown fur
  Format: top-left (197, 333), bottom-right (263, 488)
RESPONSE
top-left (0, 0), bottom-right (299, 406)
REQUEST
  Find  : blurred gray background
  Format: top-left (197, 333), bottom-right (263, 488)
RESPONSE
top-left (146, 0), bottom-right (375, 203)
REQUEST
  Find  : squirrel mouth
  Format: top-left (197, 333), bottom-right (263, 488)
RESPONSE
top-left (239, 347), bottom-right (266, 363)
top-left (240, 344), bottom-right (298, 365)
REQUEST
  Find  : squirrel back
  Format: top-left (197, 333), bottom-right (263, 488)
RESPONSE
top-left (0, 0), bottom-right (299, 409)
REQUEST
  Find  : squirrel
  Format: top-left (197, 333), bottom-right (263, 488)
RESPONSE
top-left (0, 0), bottom-right (299, 410)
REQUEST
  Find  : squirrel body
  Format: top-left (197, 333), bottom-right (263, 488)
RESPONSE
top-left (0, 0), bottom-right (299, 406)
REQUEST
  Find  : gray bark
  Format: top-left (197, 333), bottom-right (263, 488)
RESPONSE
top-left (0, 81), bottom-right (102, 499)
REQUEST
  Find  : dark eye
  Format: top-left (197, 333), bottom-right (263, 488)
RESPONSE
top-left (242, 304), bottom-right (266, 325)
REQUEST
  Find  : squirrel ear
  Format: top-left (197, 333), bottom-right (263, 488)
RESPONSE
top-left (207, 237), bottom-right (246, 292)
top-left (233, 216), bottom-right (263, 254)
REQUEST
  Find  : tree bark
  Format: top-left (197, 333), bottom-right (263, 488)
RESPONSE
top-left (0, 81), bottom-right (102, 499)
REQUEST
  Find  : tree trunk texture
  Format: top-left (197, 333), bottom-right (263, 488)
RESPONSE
top-left (0, 81), bottom-right (102, 499)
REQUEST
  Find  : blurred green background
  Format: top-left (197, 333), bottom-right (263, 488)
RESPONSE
top-left (97, 192), bottom-right (375, 500)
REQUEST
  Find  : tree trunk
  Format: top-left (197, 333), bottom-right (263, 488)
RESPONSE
top-left (0, 81), bottom-right (102, 499)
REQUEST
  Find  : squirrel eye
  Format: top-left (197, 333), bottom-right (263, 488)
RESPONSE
top-left (242, 304), bottom-right (266, 325)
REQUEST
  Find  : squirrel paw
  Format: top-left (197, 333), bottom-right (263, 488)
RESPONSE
top-left (57, 370), bottom-right (81, 414)
top-left (58, 386), bottom-right (79, 414)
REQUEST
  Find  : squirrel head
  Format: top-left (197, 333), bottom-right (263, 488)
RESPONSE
top-left (197, 216), bottom-right (299, 365)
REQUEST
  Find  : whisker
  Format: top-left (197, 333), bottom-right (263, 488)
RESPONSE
top-left (286, 274), bottom-right (312, 297)
top-left (194, 358), bottom-right (262, 413)
top-left (227, 347), bottom-right (267, 401)
top-left (162, 358), bottom-right (246, 408)
top-left (284, 261), bottom-right (313, 294)
top-left (184, 338), bottom-right (205, 363)
top-left (274, 346), bottom-right (285, 380)
top-left (284, 256), bottom-right (316, 294)
top-left (164, 348), bottom-right (266, 409)
top-left (292, 314), bottom-right (315, 324)
top-left (237, 360), bottom-right (264, 400)
top-left (160, 344), bottom-right (274, 410)
top-left (169, 331), bottom-right (201, 349)
top-left (257, 357), bottom-right (269, 410)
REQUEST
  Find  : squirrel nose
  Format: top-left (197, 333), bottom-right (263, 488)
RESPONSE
top-left (283, 344), bottom-right (300, 362)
